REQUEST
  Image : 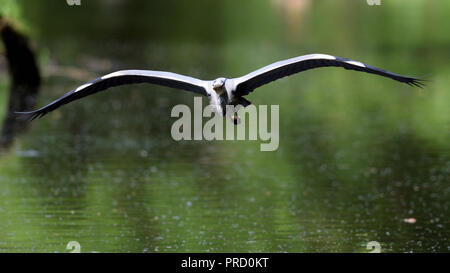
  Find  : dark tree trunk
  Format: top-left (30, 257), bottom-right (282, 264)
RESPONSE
top-left (1, 21), bottom-right (41, 148)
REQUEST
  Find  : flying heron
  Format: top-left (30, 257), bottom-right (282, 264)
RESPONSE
top-left (16, 54), bottom-right (424, 124)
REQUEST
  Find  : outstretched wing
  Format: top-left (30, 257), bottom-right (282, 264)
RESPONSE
top-left (16, 70), bottom-right (209, 120)
top-left (232, 54), bottom-right (425, 96)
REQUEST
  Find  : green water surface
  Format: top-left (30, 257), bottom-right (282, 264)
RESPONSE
top-left (0, 0), bottom-right (448, 252)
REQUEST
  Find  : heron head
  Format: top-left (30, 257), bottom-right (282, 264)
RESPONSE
top-left (212, 78), bottom-right (226, 92)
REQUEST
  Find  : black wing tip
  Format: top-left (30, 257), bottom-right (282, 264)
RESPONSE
top-left (405, 78), bottom-right (428, 89)
top-left (14, 110), bottom-right (46, 121)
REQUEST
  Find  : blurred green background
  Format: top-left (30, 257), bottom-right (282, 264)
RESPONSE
top-left (0, 0), bottom-right (448, 252)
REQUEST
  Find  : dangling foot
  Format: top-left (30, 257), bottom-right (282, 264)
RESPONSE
top-left (231, 113), bottom-right (241, 125)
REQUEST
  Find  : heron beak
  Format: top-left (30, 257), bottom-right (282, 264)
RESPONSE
top-left (213, 84), bottom-right (224, 94)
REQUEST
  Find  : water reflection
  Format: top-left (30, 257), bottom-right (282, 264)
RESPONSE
top-left (0, 0), bottom-right (448, 252)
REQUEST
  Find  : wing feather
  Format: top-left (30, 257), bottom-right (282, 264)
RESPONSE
top-left (16, 70), bottom-right (208, 120)
top-left (233, 54), bottom-right (425, 96)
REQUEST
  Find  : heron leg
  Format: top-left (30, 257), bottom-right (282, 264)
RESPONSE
top-left (227, 97), bottom-right (251, 125)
